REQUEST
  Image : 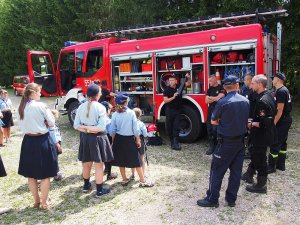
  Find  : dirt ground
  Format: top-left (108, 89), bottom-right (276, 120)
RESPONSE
top-left (0, 89), bottom-right (299, 225)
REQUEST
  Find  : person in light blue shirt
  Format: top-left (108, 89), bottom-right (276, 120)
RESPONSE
top-left (74, 84), bottom-right (114, 198)
top-left (111, 93), bottom-right (153, 187)
top-left (100, 101), bottom-right (118, 180)
top-left (130, 108), bottom-right (148, 180)
top-left (48, 109), bottom-right (63, 181)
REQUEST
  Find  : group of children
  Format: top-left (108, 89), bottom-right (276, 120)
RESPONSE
top-left (73, 84), bottom-right (153, 197)
top-left (1, 83), bottom-right (152, 212)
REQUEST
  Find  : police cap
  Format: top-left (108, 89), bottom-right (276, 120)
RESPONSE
top-left (222, 75), bottom-right (240, 85)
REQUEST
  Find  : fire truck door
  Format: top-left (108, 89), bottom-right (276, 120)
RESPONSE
top-left (27, 51), bottom-right (58, 96)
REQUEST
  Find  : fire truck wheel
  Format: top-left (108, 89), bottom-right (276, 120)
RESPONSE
top-left (68, 101), bottom-right (79, 125)
top-left (179, 105), bottom-right (203, 143)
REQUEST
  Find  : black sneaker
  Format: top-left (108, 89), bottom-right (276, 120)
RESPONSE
top-left (197, 198), bottom-right (219, 208)
top-left (83, 182), bottom-right (91, 193)
top-left (95, 187), bottom-right (110, 198)
top-left (226, 201), bottom-right (236, 207)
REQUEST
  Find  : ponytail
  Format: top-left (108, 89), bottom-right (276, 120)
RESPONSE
top-left (116, 104), bottom-right (126, 113)
top-left (86, 98), bottom-right (92, 118)
top-left (18, 83), bottom-right (39, 120)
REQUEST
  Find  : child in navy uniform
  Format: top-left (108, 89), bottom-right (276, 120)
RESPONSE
top-left (74, 84), bottom-right (114, 197)
top-left (48, 109), bottom-right (63, 181)
top-left (110, 93), bottom-right (153, 187)
top-left (100, 101), bottom-right (118, 180)
top-left (130, 108), bottom-right (148, 180)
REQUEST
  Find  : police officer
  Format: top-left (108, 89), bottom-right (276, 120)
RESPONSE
top-left (244, 75), bottom-right (277, 194)
top-left (197, 75), bottom-right (249, 208)
top-left (163, 73), bottom-right (191, 150)
top-left (205, 74), bottom-right (226, 155)
top-left (268, 73), bottom-right (292, 173)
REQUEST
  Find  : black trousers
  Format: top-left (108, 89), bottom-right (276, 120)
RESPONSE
top-left (248, 146), bottom-right (268, 177)
top-left (206, 108), bottom-right (217, 144)
top-left (165, 108), bottom-right (181, 139)
top-left (270, 116), bottom-right (292, 156)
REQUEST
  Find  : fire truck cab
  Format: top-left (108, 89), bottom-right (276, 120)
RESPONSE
top-left (27, 9), bottom-right (285, 142)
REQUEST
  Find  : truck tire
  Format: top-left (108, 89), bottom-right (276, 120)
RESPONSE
top-left (179, 105), bottom-right (204, 143)
top-left (68, 101), bottom-right (79, 126)
top-left (14, 89), bottom-right (18, 96)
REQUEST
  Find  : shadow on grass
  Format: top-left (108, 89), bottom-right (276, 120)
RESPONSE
top-left (9, 174), bottom-right (83, 196)
top-left (2, 179), bottom-right (135, 224)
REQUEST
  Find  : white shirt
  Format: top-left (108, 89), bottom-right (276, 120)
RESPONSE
top-left (19, 100), bottom-right (55, 134)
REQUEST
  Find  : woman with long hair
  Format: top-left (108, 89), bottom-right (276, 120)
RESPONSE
top-left (18, 83), bottom-right (58, 210)
top-left (74, 84), bottom-right (113, 197)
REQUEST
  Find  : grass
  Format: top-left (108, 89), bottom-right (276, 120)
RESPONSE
top-left (0, 93), bottom-right (299, 224)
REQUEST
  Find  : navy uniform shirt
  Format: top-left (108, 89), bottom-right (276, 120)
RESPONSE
top-left (163, 84), bottom-right (182, 110)
top-left (212, 91), bottom-right (249, 137)
top-left (251, 90), bottom-right (277, 146)
top-left (274, 86), bottom-right (292, 118)
top-left (206, 85), bottom-right (226, 110)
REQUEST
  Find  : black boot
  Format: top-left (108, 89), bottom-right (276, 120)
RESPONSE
top-left (246, 176), bottom-right (267, 194)
top-left (268, 154), bottom-right (277, 174)
top-left (170, 137), bottom-right (174, 148)
top-left (276, 152), bottom-right (286, 171)
top-left (241, 167), bottom-right (255, 184)
top-left (172, 137), bottom-right (181, 151)
top-left (206, 137), bottom-right (215, 155)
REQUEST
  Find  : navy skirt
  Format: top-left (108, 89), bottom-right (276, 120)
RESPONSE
top-left (0, 155), bottom-right (7, 177)
top-left (2, 111), bottom-right (14, 128)
top-left (112, 134), bottom-right (143, 168)
top-left (18, 133), bottom-right (58, 179)
top-left (78, 132), bottom-right (113, 163)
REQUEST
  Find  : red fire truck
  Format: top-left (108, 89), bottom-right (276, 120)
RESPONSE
top-left (27, 9), bottom-right (287, 142)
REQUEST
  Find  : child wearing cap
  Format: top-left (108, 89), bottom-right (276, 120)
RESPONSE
top-left (100, 101), bottom-right (118, 180)
top-left (110, 93), bottom-right (153, 187)
top-left (130, 108), bottom-right (148, 180)
top-left (74, 84), bottom-right (114, 197)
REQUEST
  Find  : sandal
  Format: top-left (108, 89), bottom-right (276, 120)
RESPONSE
top-left (129, 175), bottom-right (135, 181)
top-left (107, 172), bottom-right (118, 180)
top-left (40, 204), bottom-right (49, 211)
top-left (139, 180), bottom-right (154, 188)
top-left (121, 179), bottom-right (131, 186)
top-left (33, 202), bottom-right (40, 208)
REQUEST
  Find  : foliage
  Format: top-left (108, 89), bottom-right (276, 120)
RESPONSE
top-left (0, 0), bottom-right (298, 95)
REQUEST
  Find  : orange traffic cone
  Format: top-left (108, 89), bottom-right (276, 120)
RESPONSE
top-left (216, 68), bottom-right (221, 84)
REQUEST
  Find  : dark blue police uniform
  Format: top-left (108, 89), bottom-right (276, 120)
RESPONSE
top-left (197, 75), bottom-right (249, 207)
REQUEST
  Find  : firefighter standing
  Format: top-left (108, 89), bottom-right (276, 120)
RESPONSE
top-left (163, 73), bottom-right (191, 150)
top-left (205, 74), bottom-right (226, 155)
top-left (268, 73), bottom-right (292, 173)
top-left (244, 75), bottom-right (277, 194)
top-left (197, 75), bottom-right (249, 208)
top-left (241, 74), bottom-right (256, 159)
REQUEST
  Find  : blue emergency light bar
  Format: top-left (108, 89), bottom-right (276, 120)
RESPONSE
top-left (64, 41), bottom-right (80, 47)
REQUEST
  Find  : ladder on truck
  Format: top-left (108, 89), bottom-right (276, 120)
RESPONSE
top-left (92, 8), bottom-right (287, 38)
